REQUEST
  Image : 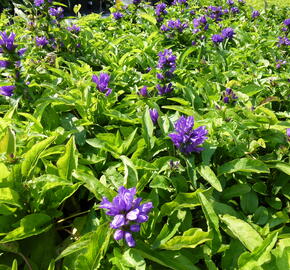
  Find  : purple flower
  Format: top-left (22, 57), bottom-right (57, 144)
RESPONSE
top-left (67, 24), bottom-right (81, 33)
top-left (227, 0), bottom-right (234, 5)
top-left (160, 24), bottom-right (170, 32)
top-left (0, 32), bottom-right (17, 51)
top-left (138, 86), bottom-right (148, 96)
top-left (284, 19), bottom-right (290, 26)
top-left (252, 10), bottom-right (260, 18)
top-left (157, 49), bottom-right (176, 74)
top-left (212, 34), bottom-right (224, 43)
top-left (155, 3), bottom-right (167, 17)
top-left (49, 7), bottom-right (64, 18)
top-left (276, 59), bottom-right (287, 69)
top-left (238, 0), bottom-right (246, 4)
top-left (169, 116), bottom-right (208, 154)
top-left (133, 0), bottom-right (141, 5)
top-left (222, 88), bottom-right (238, 104)
top-left (92, 73), bottom-right (112, 96)
top-left (156, 83), bottom-right (173, 95)
top-left (34, 0), bottom-right (44, 6)
top-left (149, 109), bottom-right (159, 124)
top-left (18, 48), bottom-right (27, 56)
top-left (278, 36), bottom-right (290, 46)
top-left (100, 186), bottom-right (153, 247)
top-left (112, 12), bottom-right (124, 20)
top-left (36, 36), bottom-right (48, 47)
top-left (0, 60), bottom-right (10, 68)
top-left (287, 128), bottom-right (290, 141)
top-left (231, 7), bottom-right (240, 13)
top-left (207, 6), bottom-right (224, 21)
top-left (0, 85), bottom-right (15, 96)
top-left (221, 27), bottom-right (235, 39)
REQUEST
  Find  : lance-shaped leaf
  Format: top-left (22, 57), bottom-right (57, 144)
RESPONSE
top-left (21, 136), bottom-right (56, 178)
top-left (57, 136), bottom-right (78, 180)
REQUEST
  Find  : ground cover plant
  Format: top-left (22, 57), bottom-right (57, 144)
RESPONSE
top-left (0, 0), bottom-right (289, 269)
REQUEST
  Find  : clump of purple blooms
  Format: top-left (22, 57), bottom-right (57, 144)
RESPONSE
top-left (287, 128), bottom-right (290, 142)
top-left (252, 10), bottom-right (260, 19)
top-left (155, 3), bottom-right (167, 23)
top-left (278, 36), bottom-right (290, 46)
top-left (157, 49), bottom-right (176, 75)
top-left (138, 86), bottom-right (148, 97)
top-left (133, 0), bottom-right (141, 5)
top-left (212, 34), bottom-right (224, 43)
top-left (222, 88), bottom-right (238, 104)
top-left (162, 19), bottom-right (188, 33)
top-left (149, 109), bottom-right (159, 125)
top-left (206, 6), bottom-right (224, 21)
top-left (276, 59), bottom-right (287, 69)
top-left (0, 32), bottom-right (17, 51)
top-left (36, 36), bottom-right (49, 47)
top-left (34, 0), bottom-right (52, 6)
top-left (49, 7), bottom-right (64, 19)
top-left (221, 27), bottom-right (235, 39)
top-left (112, 12), bottom-right (124, 20)
top-left (67, 25), bottom-right (81, 33)
top-left (231, 7), bottom-right (240, 14)
top-left (227, 0), bottom-right (234, 5)
top-left (92, 73), bottom-right (112, 96)
top-left (156, 49), bottom-right (176, 95)
top-left (284, 19), bottom-right (290, 27)
top-left (0, 85), bottom-right (15, 97)
top-left (193, 16), bottom-right (208, 33)
top-left (169, 116), bottom-right (208, 154)
top-left (100, 186), bottom-right (153, 247)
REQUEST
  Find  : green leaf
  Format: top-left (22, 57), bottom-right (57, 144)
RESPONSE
top-left (120, 155), bottom-right (138, 188)
top-left (240, 191), bottom-right (259, 214)
top-left (142, 108), bottom-right (154, 149)
top-left (0, 128), bottom-right (16, 159)
top-left (21, 136), bottom-right (56, 178)
top-left (161, 191), bottom-right (202, 216)
top-left (267, 162), bottom-right (290, 176)
top-left (198, 193), bottom-right (221, 253)
top-left (0, 163), bottom-right (10, 180)
top-left (0, 188), bottom-right (21, 208)
top-left (160, 228), bottom-right (211, 250)
top-left (222, 184), bottom-right (251, 200)
top-left (136, 241), bottom-right (200, 270)
top-left (218, 158), bottom-right (269, 175)
top-left (57, 136), bottom-right (78, 180)
top-left (73, 171), bottom-right (116, 200)
top-left (220, 214), bottom-right (263, 252)
top-left (73, 4), bottom-right (81, 14)
top-left (139, 13), bottom-right (157, 25)
top-left (238, 232), bottom-right (278, 269)
top-left (86, 138), bottom-right (121, 158)
top-left (0, 214), bottom-right (52, 243)
top-left (240, 84), bottom-right (263, 96)
top-left (197, 165), bottom-right (222, 192)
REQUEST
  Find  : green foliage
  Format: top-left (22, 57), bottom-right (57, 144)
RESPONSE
top-left (0, 0), bottom-right (289, 269)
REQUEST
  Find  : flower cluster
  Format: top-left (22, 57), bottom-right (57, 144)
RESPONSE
top-left (138, 86), bottom-right (148, 97)
top-left (49, 7), bottom-right (64, 19)
top-left (287, 128), bottom-right (290, 142)
top-left (36, 36), bottom-right (49, 47)
top-left (206, 6), bottom-right (224, 21)
top-left (193, 16), bottom-right (208, 33)
top-left (92, 73), bottom-right (112, 96)
top-left (155, 3), bottom-right (167, 23)
top-left (34, 0), bottom-right (52, 7)
top-left (149, 109), bottom-right (159, 125)
top-left (156, 49), bottom-right (176, 95)
top-left (0, 32), bottom-right (26, 96)
top-left (0, 32), bottom-right (16, 52)
top-left (276, 59), bottom-right (287, 69)
top-left (161, 19), bottom-right (188, 33)
top-left (222, 88), bottom-right (238, 104)
top-left (0, 85), bottom-right (15, 97)
top-left (252, 10), bottom-right (260, 19)
top-left (112, 12), bottom-right (124, 20)
top-left (278, 36), bottom-right (290, 46)
top-left (100, 186), bottom-right (153, 247)
top-left (169, 116), bottom-right (208, 154)
top-left (212, 27), bottom-right (235, 43)
top-left (67, 25), bottom-right (81, 33)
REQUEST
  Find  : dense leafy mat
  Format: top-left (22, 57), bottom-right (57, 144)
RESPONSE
top-left (0, 0), bottom-right (289, 269)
